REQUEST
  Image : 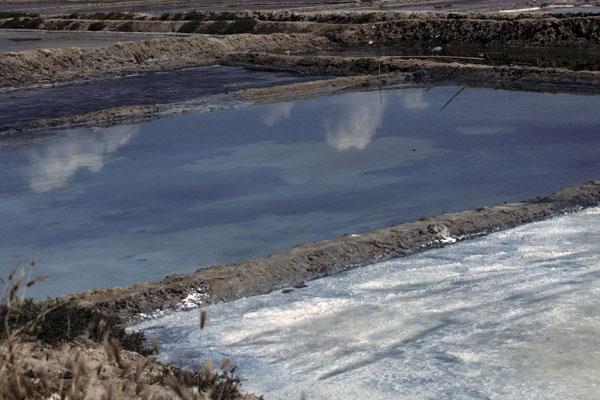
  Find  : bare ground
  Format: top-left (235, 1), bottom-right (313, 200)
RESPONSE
top-left (0, 33), bottom-right (329, 88)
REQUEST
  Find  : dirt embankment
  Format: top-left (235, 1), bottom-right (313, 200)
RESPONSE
top-left (329, 14), bottom-right (600, 46)
top-left (6, 11), bottom-right (600, 45)
top-left (0, 33), bottom-right (329, 88)
top-left (0, 103), bottom-right (164, 137)
top-left (37, 17), bottom-right (340, 36)
top-left (6, 12), bottom-right (600, 47)
top-left (230, 52), bottom-right (600, 90)
top-left (40, 18), bottom-right (184, 32)
top-left (63, 180), bottom-right (600, 322)
top-left (3, 12), bottom-right (600, 90)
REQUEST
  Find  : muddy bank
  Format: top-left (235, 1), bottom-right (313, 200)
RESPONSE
top-left (0, 33), bottom-right (329, 88)
top-left (58, 180), bottom-right (600, 322)
top-left (6, 17), bottom-right (600, 75)
top-left (0, 64), bottom-right (319, 133)
top-left (0, 103), bottom-right (162, 138)
top-left (232, 53), bottom-right (600, 90)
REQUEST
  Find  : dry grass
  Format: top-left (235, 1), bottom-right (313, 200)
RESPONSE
top-left (0, 263), bottom-right (252, 400)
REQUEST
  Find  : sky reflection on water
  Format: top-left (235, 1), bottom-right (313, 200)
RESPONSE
top-left (2, 85), bottom-right (600, 297)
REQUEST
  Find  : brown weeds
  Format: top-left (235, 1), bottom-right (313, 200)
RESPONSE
top-left (200, 308), bottom-right (207, 330)
top-left (0, 264), bottom-right (247, 400)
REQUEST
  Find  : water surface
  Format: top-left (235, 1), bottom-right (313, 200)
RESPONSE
top-left (134, 207), bottom-right (600, 400)
top-left (0, 65), bottom-right (313, 126)
top-left (2, 85), bottom-right (600, 297)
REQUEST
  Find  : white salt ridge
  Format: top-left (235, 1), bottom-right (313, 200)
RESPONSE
top-left (178, 290), bottom-right (209, 311)
top-left (132, 207), bottom-right (600, 400)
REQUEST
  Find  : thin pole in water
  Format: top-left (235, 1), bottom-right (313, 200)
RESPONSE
top-left (439, 86), bottom-right (465, 111)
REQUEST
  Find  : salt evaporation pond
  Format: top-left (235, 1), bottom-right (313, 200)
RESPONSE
top-left (2, 86), bottom-right (600, 297)
top-left (134, 207), bottom-right (600, 400)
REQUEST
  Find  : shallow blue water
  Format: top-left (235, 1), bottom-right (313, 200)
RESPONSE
top-left (2, 85), bottom-right (600, 297)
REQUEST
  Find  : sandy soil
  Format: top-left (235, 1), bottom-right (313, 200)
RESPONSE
top-left (0, 33), bottom-right (329, 88)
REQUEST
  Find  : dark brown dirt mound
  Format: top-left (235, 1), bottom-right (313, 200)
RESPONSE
top-left (332, 15), bottom-right (600, 47)
top-left (6, 11), bottom-right (600, 48)
top-left (231, 52), bottom-right (600, 91)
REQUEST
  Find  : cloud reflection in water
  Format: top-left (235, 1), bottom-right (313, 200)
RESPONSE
top-left (26, 125), bottom-right (139, 193)
top-left (259, 102), bottom-right (295, 127)
top-left (258, 88), bottom-right (430, 151)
